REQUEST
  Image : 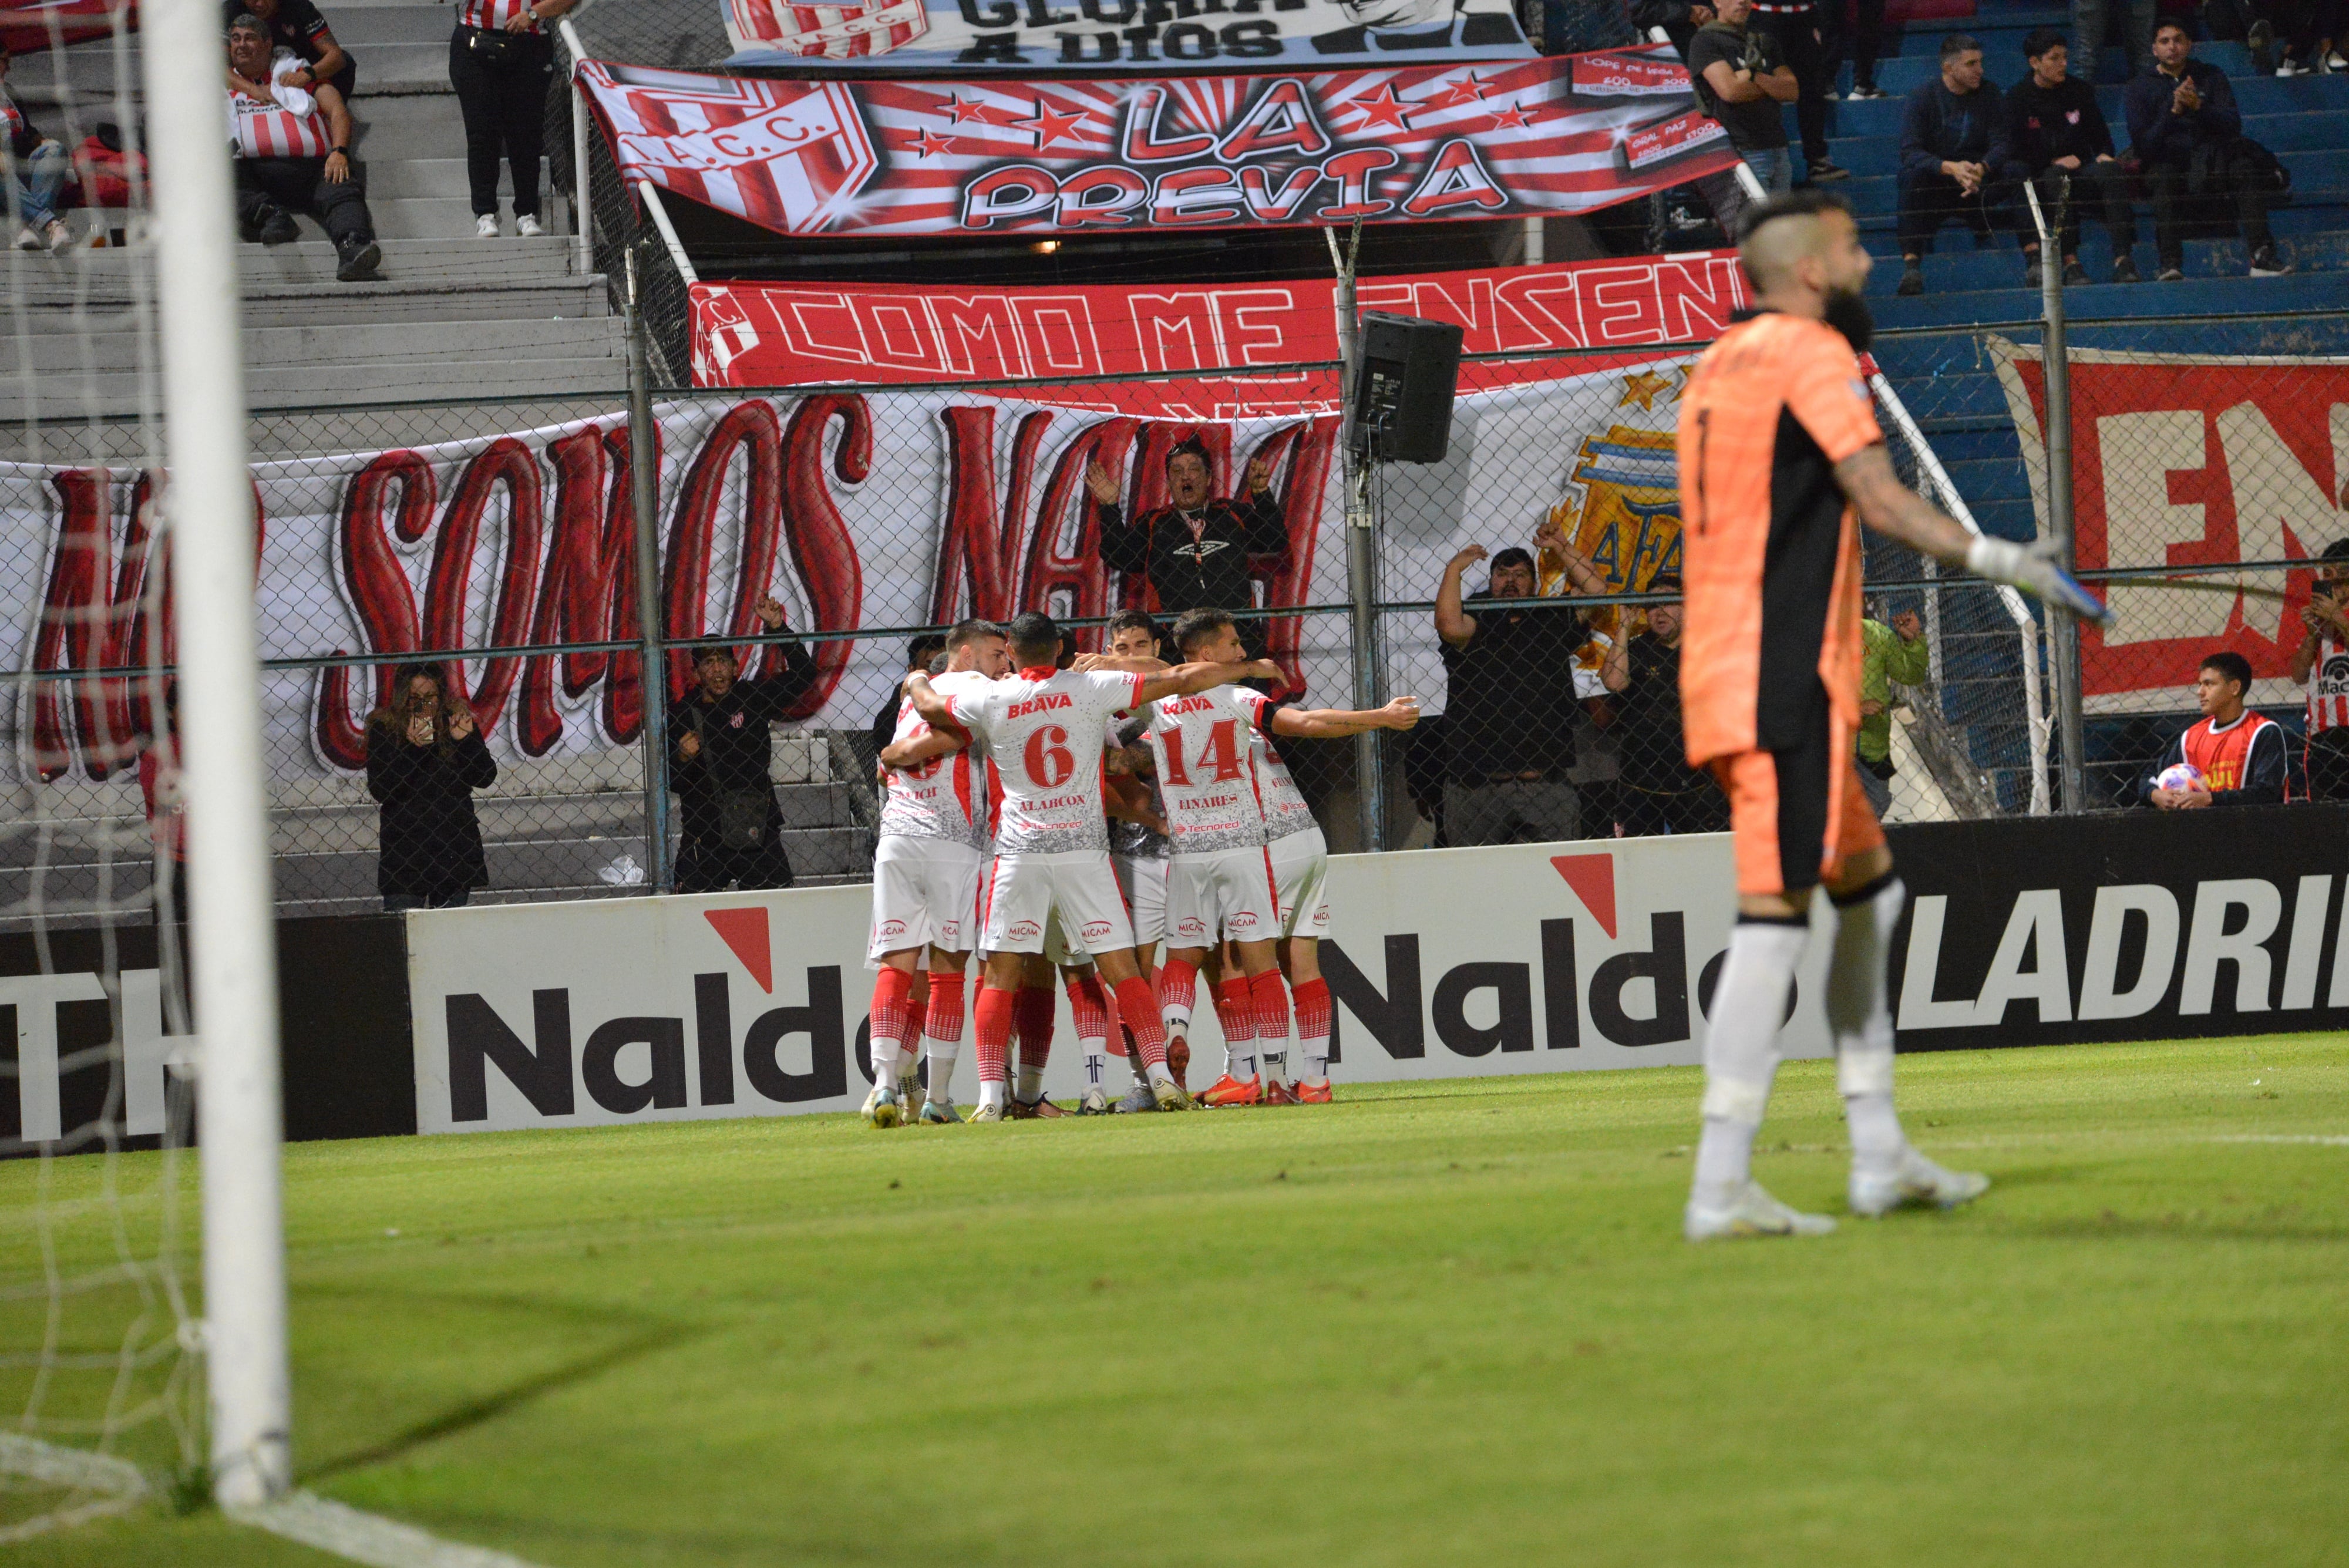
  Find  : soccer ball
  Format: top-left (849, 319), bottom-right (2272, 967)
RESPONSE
top-left (2156, 762), bottom-right (2206, 793)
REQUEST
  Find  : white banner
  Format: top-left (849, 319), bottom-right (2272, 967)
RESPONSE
top-left (10, 358), bottom-right (1702, 792)
top-left (719, 0), bottom-right (1531, 71)
top-left (405, 832), bottom-right (1835, 1134)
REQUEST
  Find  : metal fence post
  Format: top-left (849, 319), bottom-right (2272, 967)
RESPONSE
top-left (625, 247), bottom-right (671, 889)
top-left (2027, 179), bottom-right (2088, 813)
top-left (561, 21), bottom-right (592, 277)
top-left (1328, 221), bottom-right (1384, 852)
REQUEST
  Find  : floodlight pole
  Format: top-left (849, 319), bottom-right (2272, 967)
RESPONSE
top-left (1329, 220), bottom-right (1385, 853)
top-left (144, 0), bottom-right (291, 1509)
top-left (626, 247), bottom-right (672, 890)
top-left (2024, 179), bottom-right (2087, 814)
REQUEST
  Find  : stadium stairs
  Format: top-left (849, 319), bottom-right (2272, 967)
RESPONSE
top-left (1809, 0), bottom-right (2349, 800)
top-left (0, 1), bottom-right (876, 912)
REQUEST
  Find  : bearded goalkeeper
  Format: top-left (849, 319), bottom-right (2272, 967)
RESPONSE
top-left (1675, 190), bottom-right (2108, 1241)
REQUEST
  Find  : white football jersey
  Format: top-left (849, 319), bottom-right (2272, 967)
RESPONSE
top-left (877, 669), bottom-right (995, 849)
top-left (948, 667), bottom-right (1145, 855)
top-left (1144, 686), bottom-right (1271, 856)
top-left (1237, 692), bottom-right (1318, 843)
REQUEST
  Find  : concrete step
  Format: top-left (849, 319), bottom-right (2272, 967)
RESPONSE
top-left (0, 312), bottom-right (624, 374)
top-left (1802, 147), bottom-right (2345, 218)
top-left (368, 157), bottom-right (550, 201)
top-left (1829, 108), bottom-right (2349, 163)
top-left (0, 354), bottom-right (630, 425)
top-left (1863, 41), bottom-right (2257, 95)
top-left (1869, 227), bottom-right (2349, 292)
top-left (1, 235), bottom-right (595, 301)
top-left (1872, 261), bottom-right (2346, 327)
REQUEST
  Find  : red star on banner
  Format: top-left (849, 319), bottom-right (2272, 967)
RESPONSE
top-left (1424, 73), bottom-right (1490, 110)
top-left (944, 93), bottom-right (1020, 127)
top-left (1015, 103), bottom-right (1092, 149)
top-left (1488, 102), bottom-right (1534, 131)
top-left (1347, 83), bottom-right (1413, 131)
top-left (903, 127), bottom-right (957, 159)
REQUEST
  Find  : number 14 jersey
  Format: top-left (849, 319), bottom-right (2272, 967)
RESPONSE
top-left (1145, 686), bottom-right (1281, 856)
top-left (947, 667), bottom-right (1147, 856)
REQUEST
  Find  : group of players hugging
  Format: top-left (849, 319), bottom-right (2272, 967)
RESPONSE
top-left (860, 605), bottom-right (1421, 1125)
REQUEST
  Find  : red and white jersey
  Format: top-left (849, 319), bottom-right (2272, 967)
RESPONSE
top-left (1241, 704), bottom-right (1319, 844)
top-left (460, 0), bottom-right (541, 32)
top-left (0, 95), bottom-right (25, 143)
top-left (947, 665), bottom-right (1144, 856)
top-left (2308, 634), bottom-right (2349, 734)
top-left (1144, 687), bottom-right (1273, 856)
top-left (877, 669), bottom-right (993, 850)
top-left (227, 50), bottom-right (331, 159)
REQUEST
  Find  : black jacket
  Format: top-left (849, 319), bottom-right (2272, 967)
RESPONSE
top-left (667, 640), bottom-right (819, 846)
top-left (2004, 76), bottom-right (2117, 170)
top-left (365, 721), bottom-right (496, 898)
top-left (1, 90), bottom-right (49, 162)
top-left (2123, 59), bottom-right (2242, 169)
top-left (1098, 492), bottom-right (1288, 618)
top-left (1899, 78), bottom-right (2011, 177)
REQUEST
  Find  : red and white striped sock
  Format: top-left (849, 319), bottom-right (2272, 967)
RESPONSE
top-left (973, 985), bottom-right (1015, 1107)
top-left (1214, 975), bottom-right (1258, 1079)
top-left (1156, 955), bottom-right (1198, 1039)
top-left (866, 967), bottom-right (916, 1082)
top-left (1066, 975), bottom-right (1110, 1092)
top-left (1293, 977), bottom-right (1332, 1082)
top-left (922, 970), bottom-right (965, 1103)
top-left (1111, 975), bottom-right (1170, 1076)
top-left (1250, 970), bottom-right (1292, 1084)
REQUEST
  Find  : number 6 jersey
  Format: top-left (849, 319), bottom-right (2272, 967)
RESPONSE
top-left (877, 669), bottom-right (997, 851)
top-left (947, 667), bottom-right (1147, 855)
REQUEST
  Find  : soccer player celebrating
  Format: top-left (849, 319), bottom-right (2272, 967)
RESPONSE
top-left (1112, 608), bottom-right (1419, 1106)
top-left (1675, 190), bottom-right (2107, 1240)
top-left (1102, 610), bottom-right (1176, 1115)
top-left (900, 611), bottom-right (1278, 1118)
top-left (866, 620), bottom-right (1009, 1126)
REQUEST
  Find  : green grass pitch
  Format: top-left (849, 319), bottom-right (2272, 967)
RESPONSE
top-left (7, 1032), bottom-right (2347, 1566)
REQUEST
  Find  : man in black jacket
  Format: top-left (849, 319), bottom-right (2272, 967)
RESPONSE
top-left (2123, 23), bottom-right (2290, 280)
top-left (1091, 440), bottom-right (1287, 647)
top-left (1894, 35), bottom-right (2013, 297)
top-left (668, 593), bottom-right (819, 894)
top-left (2004, 29), bottom-right (2141, 284)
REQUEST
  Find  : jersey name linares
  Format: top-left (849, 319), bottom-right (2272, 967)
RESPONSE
top-left (950, 668), bottom-right (1145, 855)
top-left (877, 669), bottom-right (995, 850)
top-left (1145, 687), bottom-right (1271, 855)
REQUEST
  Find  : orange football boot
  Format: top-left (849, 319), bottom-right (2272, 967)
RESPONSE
top-left (1201, 1073), bottom-right (1263, 1107)
top-left (1263, 1079), bottom-right (1299, 1106)
top-left (1293, 1079), bottom-right (1333, 1104)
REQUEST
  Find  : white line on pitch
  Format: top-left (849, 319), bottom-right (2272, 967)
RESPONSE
top-left (233, 1492), bottom-right (558, 1568)
top-left (0, 1431), bottom-right (150, 1544)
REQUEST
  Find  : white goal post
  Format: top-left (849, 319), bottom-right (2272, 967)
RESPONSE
top-left (139, 0), bottom-right (292, 1508)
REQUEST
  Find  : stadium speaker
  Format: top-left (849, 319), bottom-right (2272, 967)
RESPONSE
top-left (1350, 312), bottom-right (1462, 464)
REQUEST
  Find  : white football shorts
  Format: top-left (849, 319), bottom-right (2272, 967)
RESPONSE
top-left (979, 850), bottom-right (1135, 957)
top-left (1112, 853), bottom-right (1169, 948)
top-left (866, 835), bottom-right (983, 965)
top-left (1268, 827), bottom-right (1331, 940)
top-left (1165, 845), bottom-right (1280, 950)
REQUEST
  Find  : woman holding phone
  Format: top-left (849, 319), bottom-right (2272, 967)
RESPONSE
top-left (365, 663), bottom-right (497, 911)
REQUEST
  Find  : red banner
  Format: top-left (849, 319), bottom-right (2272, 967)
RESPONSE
top-left (1989, 338), bottom-right (2347, 711)
top-left (1, 0), bottom-right (132, 51)
top-left (579, 47), bottom-right (1736, 239)
top-left (691, 253), bottom-right (1749, 402)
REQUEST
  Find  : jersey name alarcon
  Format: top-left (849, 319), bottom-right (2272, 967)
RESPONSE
top-left (1235, 693), bottom-right (1317, 842)
top-left (949, 668), bottom-right (1145, 855)
top-left (1145, 687), bottom-right (1271, 855)
top-left (877, 669), bottom-right (994, 849)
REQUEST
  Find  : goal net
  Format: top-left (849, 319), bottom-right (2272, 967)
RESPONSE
top-left (1, 0), bottom-right (285, 1535)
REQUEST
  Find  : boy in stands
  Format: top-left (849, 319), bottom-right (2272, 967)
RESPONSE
top-left (900, 611), bottom-right (1278, 1118)
top-left (2139, 651), bottom-right (2287, 809)
top-left (1675, 190), bottom-right (2105, 1240)
top-left (1105, 607), bottom-right (1419, 1107)
top-left (866, 620), bottom-right (1008, 1126)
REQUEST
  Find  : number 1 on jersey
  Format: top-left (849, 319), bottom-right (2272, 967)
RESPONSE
top-left (1158, 718), bottom-right (1244, 788)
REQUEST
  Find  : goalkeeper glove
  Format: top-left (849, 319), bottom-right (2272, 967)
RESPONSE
top-left (1966, 536), bottom-right (2112, 622)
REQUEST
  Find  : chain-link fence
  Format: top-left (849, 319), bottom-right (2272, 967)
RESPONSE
top-left (3, 307), bottom-right (2342, 924)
